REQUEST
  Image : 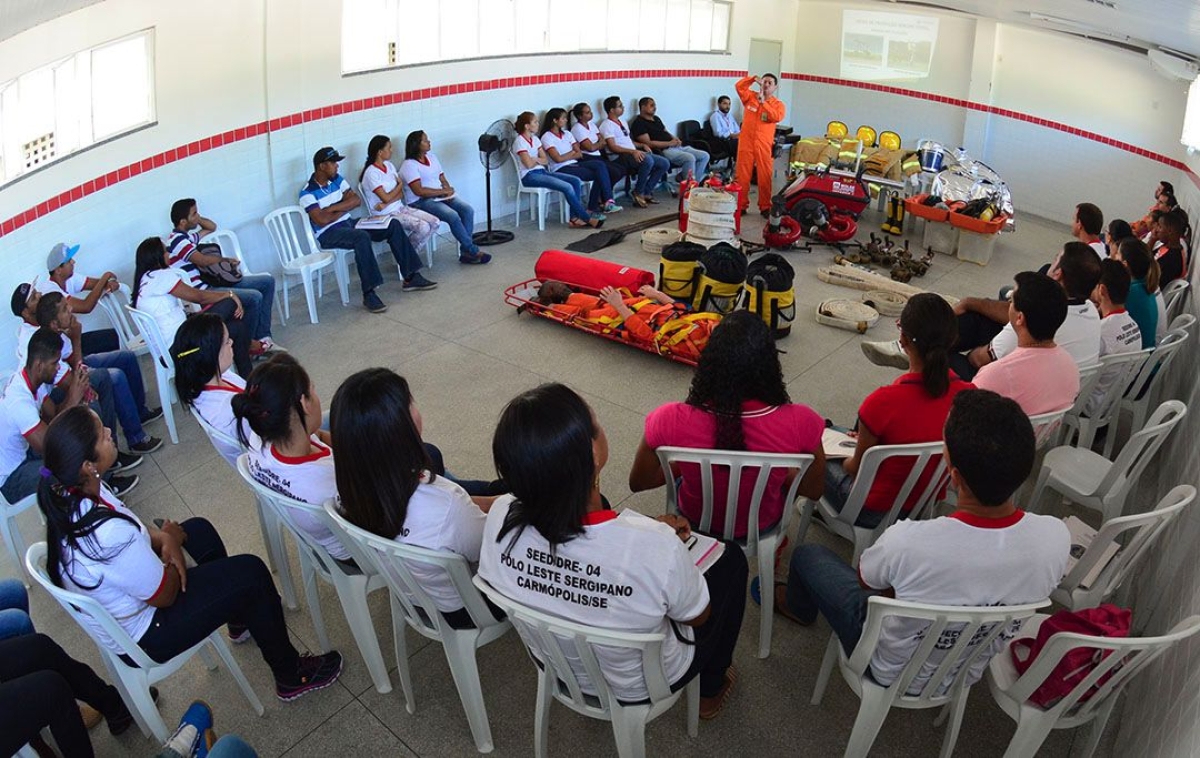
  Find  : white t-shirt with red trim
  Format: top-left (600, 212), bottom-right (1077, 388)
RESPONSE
top-left (1087, 310), bottom-right (1143, 415)
top-left (0, 370), bottom-right (51, 484)
top-left (361, 160), bottom-right (406, 217)
top-left (245, 437), bottom-right (350, 560)
top-left (599, 118), bottom-right (636, 154)
top-left (35, 274), bottom-right (87, 297)
top-left (136, 269), bottom-right (190, 342)
top-left (400, 153), bottom-right (447, 205)
top-left (478, 497), bottom-right (710, 701)
top-left (512, 134), bottom-right (545, 180)
top-left (540, 130), bottom-right (579, 172)
top-left (192, 371), bottom-right (257, 467)
top-left (571, 122), bottom-right (603, 156)
top-left (59, 483), bottom-right (165, 653)
top-left (858, 510), bottom-right (1070, 694)
top-left (15, 320), bottom-right (71, 386)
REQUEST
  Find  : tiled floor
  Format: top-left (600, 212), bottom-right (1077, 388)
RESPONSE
top-left (2, 178), bottom-right (1098, 756)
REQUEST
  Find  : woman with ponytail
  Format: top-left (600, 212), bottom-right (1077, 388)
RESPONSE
top-left (628, 311), bottom-right (825, 538)
top-left (828, 293), bottom-right (973, 528)
top-left (359, 134), bottom-right (443, 254)
top-left (37, 406), bottom-right (342, 702)
top-left (172, 313), bottom-right (258, 467)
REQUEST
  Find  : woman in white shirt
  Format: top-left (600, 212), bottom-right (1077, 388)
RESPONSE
top-left (569, 102), bottom-right (626, 188)
top-left (400, 131), bottom-right (490, 264)
top-left (540, 108), bottom-right (622, 216)
top-left (131, 236), bottom-right (252, 377)
top-left (38, 405), bottom-right (343, 701)
top-left (331, 367), bottom-right (501, 628)
top-left (358, 135), bottom-right (444, 257)
top-left (513, 111), bottom-right (602, 229)
top-left (231, 354), bottom-right (351, 561)
top-left (170, 313), bottom-right (258, 467)
top-left (478, 383), bottom-right (748, 718)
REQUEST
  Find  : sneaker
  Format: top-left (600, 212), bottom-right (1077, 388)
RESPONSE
top-left (227, 623), bottom-right (251, 644)
top-left (402, 273), bottom-right (438, 292)
top-left (276, 651), bottom-right (344, 702)
top-left (860, 339), bottom-right (910, 370)
top-left (129, 436), bottom-right (164, 455)
top-left (363, 290), bottom-right (388, 313)
top-left (458, 252), bottom-right (492, 265)
top-left (139, 406), bottom-right (164, 424)
top-left (258, 337), bottom-right (285, 353)
top-left (159, 700), bottom-right (214, 758)
top-left (109, 474), bottom-right (140, 498)
top-left (108, 687), bottom-right (159, 735)
top-left (110, 452), bottom-right (143, 475)
top-left (602, 200), bottom-right (624, 213)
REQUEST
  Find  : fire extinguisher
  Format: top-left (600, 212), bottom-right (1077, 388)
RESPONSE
top-left (677, 171), bottom-right (698, 233)
top-left (723, 180), bottom-right (743, 235)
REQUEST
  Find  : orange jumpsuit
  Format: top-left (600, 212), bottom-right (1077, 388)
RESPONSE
top-left (734, 75), bottom-right (786, 213)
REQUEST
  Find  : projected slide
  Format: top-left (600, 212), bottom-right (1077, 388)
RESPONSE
top-left (840, 10), bottom-right (938, 81)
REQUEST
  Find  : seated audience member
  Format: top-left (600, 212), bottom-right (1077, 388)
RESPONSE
top-left (541, 108), bottom-right (622, 215)
top-left (512, 111), bottom-right (602, 229)
top-left (304, 148), bottom-right (436, 314)
top-left (232, 353), bottom-right (350, 561)
top-left (0, 632), bottom-right (144, 758)
top-left (1112, 238), bottom-right (1159, 348)
top-left (627, 310), bottom-right (824, 538)
top-left (39, 405), bottom-right (342, 702)
top-left (830, 294), bottom-right (973, 528)
top-left (172, 314), bottom-right (257, 467)
top-left (971, 272), bottom-right (1079, 416)
top-left (1086, 259), bottom-right (1143, 415)
top-left (1131, 180), bottom-right (1177, 239)
top-left (599, 96), bottom-right (669, 208)
top-left (631, 97), bottom-right (710, 184)
top-left (478, 383), bottom-right (748, 719)
top-left (708, 95), bottom-right (740, 156)
top-left (400, 131), bottom-right (490, 264)
top-left (168, 199), bottom-right (280, 353)
top-left (330, 368), bottom-right (498, 628)
top-left (1075, 202), bottom-right (1106, 259)
top-left (569, 102), bottom-right (627, 189)
top-left (358, 135), bottom-right (446, 258)
top-left (1105, 218), bottom-right (1134, 257)
top-left (132, 237), bottom-right (253, 377)
top-left (774, 390), bottom-right (1070, 690)
top-left (35, 242), bottom-right (121, 354)
top-left (1153, 208), bottom-right (1190, 286)
top-left (37, 292), bottom-right (163, 458)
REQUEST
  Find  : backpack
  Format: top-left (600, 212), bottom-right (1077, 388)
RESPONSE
top-left (741, 253), bottom-right (796, 338)
top-left (692, 242), bottom-right (746, 315)
top-left (194, 243), bottom-right (244, 286)
top-left (1009, 604), bottom-right (1132, 708)
top-left (658, 240), bottom-right (706, 301)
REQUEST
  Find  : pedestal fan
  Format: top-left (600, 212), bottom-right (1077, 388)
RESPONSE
top-left (473, 119), bottom-right (516, 245)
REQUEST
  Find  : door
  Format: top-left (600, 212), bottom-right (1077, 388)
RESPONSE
top-left (748, 38), bottom-right (782, 78)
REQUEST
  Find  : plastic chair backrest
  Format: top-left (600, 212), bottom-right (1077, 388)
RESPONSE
top-left (835, 441), bottom-right (949, 537)
top-left (1167, 312), bottom-right (1196, 336)
top-left (878, 130), bottom-right (902, 151)
top-left (1161, 278), bottom-right (1190, 322)
top-left (1124, 329), bottom-right (1188, 402)
top-left (1029, 406), bottom-right (1071, 451)
top-left (473, 575), bottom-right (675, 708)
top-left (1076, 349), bottom-right (1152, 422)
top-left (1002, 613), bottom-right (1200, 721)
top-left (263, 206), bottom-right (321, 268)
top-left (655, 447), bottom-right (814, 545)
top-left (201, 229), bottom-right (261, 277)
top-left (188, 405), bottom-right (243, 468)
top-left (25, 542), bottom-right (160, 668)
top-left (855, 125), bottom-right (877, 147)
top-left (826, 120), bottom-right (848, 139)
top-left (1059, 485), bottom-right (1195, 605)
top-left (1098, 400), bottom-right (1187, 498)
top-left (96, 284), bottom-right (146, 354)
top-left (324, 503), bottom-right (500, 638)
top-left (125, 305), bottom-right (175, 371)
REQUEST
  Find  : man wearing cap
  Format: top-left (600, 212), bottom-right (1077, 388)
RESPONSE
top-left (300, 146), bottom-right (435, 313)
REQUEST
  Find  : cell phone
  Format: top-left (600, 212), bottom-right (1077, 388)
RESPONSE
top-left (153, 518), bottom-right (166, 529)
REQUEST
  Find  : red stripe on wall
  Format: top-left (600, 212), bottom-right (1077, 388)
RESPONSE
top-left (1, 68), bottom-right (1194, 239)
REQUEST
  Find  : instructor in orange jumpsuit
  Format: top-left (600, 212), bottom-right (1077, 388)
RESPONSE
top-left (734, 73), bottom-right (786, 216)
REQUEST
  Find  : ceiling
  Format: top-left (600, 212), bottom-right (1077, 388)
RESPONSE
top-left (0, 0), bottom-right (102, 44)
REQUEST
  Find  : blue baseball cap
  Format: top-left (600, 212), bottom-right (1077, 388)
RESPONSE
top-left (46, 242), bottom-right (80, 271)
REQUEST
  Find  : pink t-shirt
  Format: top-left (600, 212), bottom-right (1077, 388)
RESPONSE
top-left (971, 345), bottom-right (1080, 416)
top-left (644, 400), bottom-right (824, 537)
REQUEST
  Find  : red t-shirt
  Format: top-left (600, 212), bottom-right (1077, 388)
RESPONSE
top-left (857, 372), bottom-right (975, 513)
top-left (644, 400), bottom-right (824, 537)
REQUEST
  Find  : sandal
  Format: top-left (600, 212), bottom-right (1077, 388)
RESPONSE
top-left (631, 194), bottom-right (649, 209)
top-left (587, 217), bottom-right (604, 229)
top-left (645, 195), bottom-right (661, 205)
top-left (569, 218), bottom-right (589, 228)
top-left (699, 666), bottom-right (738, 720)
top-left (749, 576), bottom-right (813, 626)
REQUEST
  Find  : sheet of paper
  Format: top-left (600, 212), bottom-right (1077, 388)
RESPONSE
top-left (1063, 515), bottom-right (1120, 590)
top-left (687, 533), bottom-right (725, 574)
top-left (823, 428), bottom-right (858, 459)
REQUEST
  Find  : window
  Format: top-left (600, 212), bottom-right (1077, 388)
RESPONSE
top-left (0, 30), bottom-right (155, 186)
top-left (341, 0), bottom-right (732, 74)
top-left (1182, 75), bottom-right (1200, 152)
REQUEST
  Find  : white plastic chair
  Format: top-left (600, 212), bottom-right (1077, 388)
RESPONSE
top-left (124, 306), bottom-right (180, 444)
top-left (326, 504), bottom-right (511, 753)
top-left (654, 446), bottom-right (814, 658)
top-left (234, 456), bottom-right (393, 694)
top-left (201, 229), bottom-right (286, 326)
top-left (186, 407), bottom-right (297, 610)
top-left (25, 542), bottom-right (264, 741)
top-left (0, 489), bottom-right (39, 585)
top-left (1161, 278), bottom-right (1190, 323)
top-left (473, 575), bottom-right (699, 758)
top-left (1117, 329), bottom-right (1189, 441)
top-left (1029, 400), bottom-right (1187, 523)
top-left (1053, 484), bottom-right (1194, 611)
top-left (811, 595), bottom-right (1048, 758)
top-left (796, 441), bottom-right (949, 565)
top-left (1061, 348), bottom-right (1152, 459)
top-left (1028, 406), bottom-right (1072, 452)
top-left (512, 155), bottom-right (570, 231)
top-left (986, 612), bottom-right (1200, 758)
top-left (96, 284), bottom-right (149, 356)
top-left (262, 207), bottom-right (347, 324)
top-left (1167, 312), bottom-right (1196, 338)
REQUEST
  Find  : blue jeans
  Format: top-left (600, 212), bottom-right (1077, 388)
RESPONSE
top-left (0, 451), bottom-right (41, 503)
top-left (613, 153), bottom-right (670, 196)
top-left (0, 579), bottom-right (33, 640)
top-left (557, 162), bottom-right (614, 211)
top-left (207, 735), bottom-right (259, 758)
top-left (215, 273), bottom-right (276, 340)
top-left (412, 196), bottom-right (479, 257)
top-left (317, 219), bottom-right (423, 294)
top-left (521, 169), bottom-right (591, 222)
top-left (662, 145), bottom-right (710, 181)
top-left (84, 348), bottom-right (148, 416)
top-left (88, 365), bottom-right (148, 447)
top-left (787, 544), bottom-right (876, 655)
top-left (823, 459), bottom-right (886, 530)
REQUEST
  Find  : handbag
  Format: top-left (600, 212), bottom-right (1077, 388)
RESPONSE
top-left (1009, 604), bottom-right (1131, 708)
top-left (194, 243), bottom-right (243, 286)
